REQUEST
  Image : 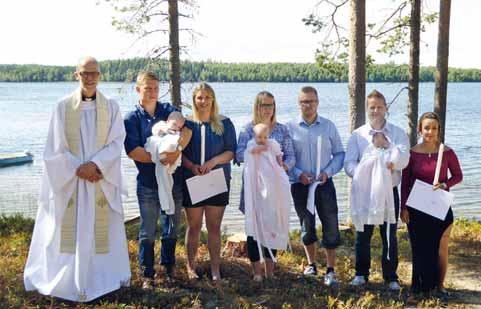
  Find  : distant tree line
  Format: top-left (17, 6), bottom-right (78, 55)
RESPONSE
top-left (1, 59), bottom-right (480, 83)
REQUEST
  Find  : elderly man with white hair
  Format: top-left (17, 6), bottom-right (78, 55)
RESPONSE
top-left (24, 56), bottom-right (131, 302)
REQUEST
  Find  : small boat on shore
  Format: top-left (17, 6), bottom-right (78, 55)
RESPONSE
top-left (0, 151), bottom-right (34, 167)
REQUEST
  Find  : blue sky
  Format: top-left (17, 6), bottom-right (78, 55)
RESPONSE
top-left (1, 0), bottom-right (479, 68)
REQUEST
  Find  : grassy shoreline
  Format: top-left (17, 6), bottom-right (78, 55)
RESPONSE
top-left (1, 214), bottom-right (480, 308)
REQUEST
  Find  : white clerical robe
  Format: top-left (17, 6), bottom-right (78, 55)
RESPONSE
top-left (24, 94), bottom-right (131, 302)
top-left (243, 139), bottom-right (291, 261)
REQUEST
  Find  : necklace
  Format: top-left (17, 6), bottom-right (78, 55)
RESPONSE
top-left (427, 147), bottom-right (438, 158)
top-left (422, 142), bottom-right (437, 158)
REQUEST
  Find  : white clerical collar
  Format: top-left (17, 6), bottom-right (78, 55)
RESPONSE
top-left (81, 100), bottom-right (96, 110)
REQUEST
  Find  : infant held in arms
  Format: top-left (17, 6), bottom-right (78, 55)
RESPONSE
top-left (145, 111), bottom-right (185, 215)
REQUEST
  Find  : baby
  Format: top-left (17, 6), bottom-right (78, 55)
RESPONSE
top-left (243, 123), bottom-right (291, 282)
top-left (251, 123), bottom-right (284, 168)
top-left (372, 131), bottom-right (390, 150)
top-left (150, 111), bottom-right (185, 161)
top-left (144, 111), bottom-right (186, 215)
top-left (350, 130), bottom-right (399, 233)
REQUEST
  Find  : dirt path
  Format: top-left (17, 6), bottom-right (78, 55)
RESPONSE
top-left (448, 257), bottom-right (481, 308)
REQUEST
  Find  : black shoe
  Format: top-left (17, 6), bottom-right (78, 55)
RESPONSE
top-left (303, 263), bottom-right (317, 276)
top-left (165, 264), bottom-right (175, 279)
top-left (435, 287), bottom-right (452, 300)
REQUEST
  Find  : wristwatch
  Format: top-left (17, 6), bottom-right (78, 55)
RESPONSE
top-left (176, 144), bottom-right (183, 151)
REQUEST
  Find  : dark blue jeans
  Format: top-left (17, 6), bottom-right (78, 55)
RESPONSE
top-left (355, 187), bottom-right (400, 282)
top-left (137, 181), bottom-right (182, 278)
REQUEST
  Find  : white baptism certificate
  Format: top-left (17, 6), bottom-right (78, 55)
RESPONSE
top-left (406, 179), bottom-right (454, 220)
top-left (186, 168), bottom-right (228, 204)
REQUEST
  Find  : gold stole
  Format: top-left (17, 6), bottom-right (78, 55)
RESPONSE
top-left (61, 89), bottom-right (111, 254)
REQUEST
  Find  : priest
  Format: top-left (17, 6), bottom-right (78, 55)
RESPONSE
top-left (24, 56), bottom-right (131, 302)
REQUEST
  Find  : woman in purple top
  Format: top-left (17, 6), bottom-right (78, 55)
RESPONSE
top-left (401, 112), bottom-right (463, 295)
top-left (235, 91), bottom-right (295, 280)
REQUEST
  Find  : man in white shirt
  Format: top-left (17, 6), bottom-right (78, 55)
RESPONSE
top-left (344, 90), bottom-right (410, 290)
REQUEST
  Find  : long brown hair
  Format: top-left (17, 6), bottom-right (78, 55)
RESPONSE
top-left (418, 111), bottom-right (442, 142)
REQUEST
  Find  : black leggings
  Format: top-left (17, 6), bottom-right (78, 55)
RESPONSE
top-left (247, 236), bottom-right (277, 262)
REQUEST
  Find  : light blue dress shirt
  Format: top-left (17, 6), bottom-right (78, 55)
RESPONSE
top-left (287, 115), bottom-right (345, 183)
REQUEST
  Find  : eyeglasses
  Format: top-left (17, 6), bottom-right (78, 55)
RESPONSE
top-left (260, 104), bottom-right (275, 109)
top-left (299, 99), bottom-right (317, 105)
top-left (78, 71), bottom-right (100, 79)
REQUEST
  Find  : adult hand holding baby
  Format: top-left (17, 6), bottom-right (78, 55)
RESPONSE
top-left (160, 150), bottom-right (181, 165)
top-left (250, 145), bottom-right (268, 154)
top-left (386, 162), bottom-right (395, 171)
top-left (178, 126), bottom-right (193, 149)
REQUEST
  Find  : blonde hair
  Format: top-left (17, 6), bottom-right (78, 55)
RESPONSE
top-left (252, 91), bottom-right (277, 125)
top-left (192, 82), bottom-right (224, 135)
top-left (136, 71), bottom-right (159, 86)
top-left (253, 123), bottom-right (269, 136)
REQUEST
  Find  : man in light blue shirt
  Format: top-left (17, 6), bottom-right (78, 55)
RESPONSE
top-left (287, 86), bottom-right (345, 286)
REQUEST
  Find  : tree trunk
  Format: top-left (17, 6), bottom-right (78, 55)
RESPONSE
top-left (434, 0), bottom-right (451, 142)
top-left (168, 0), bottom-right (182, 108)
top-left (222, 233), bottom-right (247, 258)
top-left (407, 0), bottom-right (421, 147)
top-left (348, 0), bottom-right (366, 132)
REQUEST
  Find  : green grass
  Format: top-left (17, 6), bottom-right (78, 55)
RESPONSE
top-left (1, 214), bottom-right (480, 308)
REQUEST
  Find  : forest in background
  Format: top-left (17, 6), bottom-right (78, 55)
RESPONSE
top-left (1, 58), bottom-right (481, 83)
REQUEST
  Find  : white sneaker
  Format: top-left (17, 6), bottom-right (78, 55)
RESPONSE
top-left (350, 275), bottom-right (366, 286)
top-left (388, 281), bottom-right (401, 291)
top-left (324, 271), bottom-right (338, 286)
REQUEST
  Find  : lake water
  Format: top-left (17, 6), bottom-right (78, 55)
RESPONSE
top-left (0, 82), bottom-right (479, 233)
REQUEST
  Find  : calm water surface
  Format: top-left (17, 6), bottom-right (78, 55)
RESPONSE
top-left (0, 82), bottom-right (479, 233)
